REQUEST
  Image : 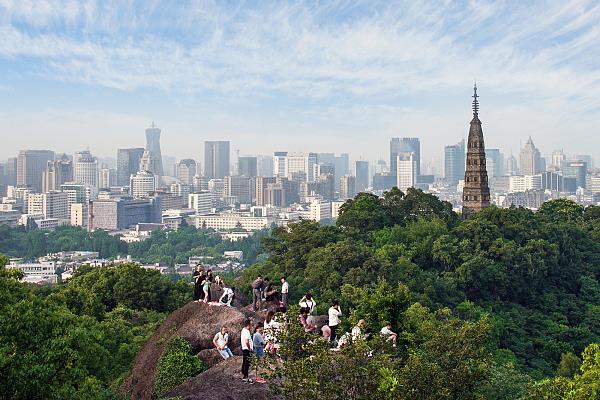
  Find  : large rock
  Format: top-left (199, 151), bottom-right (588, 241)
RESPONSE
top-left (120, 301), bottom-right (263, 400)
top-left (165, 356), bottom-right (280, 400)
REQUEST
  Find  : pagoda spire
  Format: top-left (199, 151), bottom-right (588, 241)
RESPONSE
top-left (472, 83), bottom-right (479, 118)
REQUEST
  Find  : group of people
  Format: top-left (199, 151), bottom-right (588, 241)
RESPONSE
top-left (251, 275), bottom-right (289, 312)
top-left (212, 310), bottom-right (281, 385)
top-left (192, 265), bottom-right (235, 306)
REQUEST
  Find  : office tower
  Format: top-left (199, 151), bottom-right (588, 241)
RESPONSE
top-left (519, 137), bottom-right (542, 175)
top-left (177, 159), bottom-right (197, 185)
top-left (505, 155), bottom-right (518, 175)
top-left (354, 161), bottom-right (369, 192)
top-left (117, 148), bottom-right (144, 186)
top-left (170, 182), bottom-right (191, 199)
top-left (339, 175), bottom-right (356, 200)
top-left (17, 150), bottom-right (55, 193)
top-left (4, 157), bottom-right (17, 186)
top-left (372, 173), bottom-right (396, 191)
top-left (273, 152), bottom-right (317, 182)
top-left (257, 155), bottom-right (273, 177)
top-left (462, 85), bottom-right (490, 217)
top-left (145, 122), bottom-right (164, 175)
top-left (486, 149), bottom-right (504, 177)
top-left (265, 183), bottom-right (287, 207)
top-left (139, 150), bottom-right (162, 176)
top-left (551, 150), bottom-right (566, 169)
top-left (89, 196), bottom-right (161, 230)
top-left (315, 163), bottom-right (335, 178)
top-left (204, 141), bottom-right (230, 179)
top-left (130, 171), bottom-right (157, 198)
top-left (317, 153), bottom-right (336, 166)
top-left (60, 183), bottom-right (89, 205)
top-left (444, 139), bottom-right (466, 184)
top-left (70, 203), bottom-right (87, 227)
top-left (509, 175), bottom-right (542, 193)
top-left (238, 156), bottom-right (258, 177)
top-left (255, 176), bottom-right (277, 206)
top-left (99, 167), bottom-right (116, 189)
top-left (73, 150), bottom-right (98, 188)
top-left (188, 192), bottom-right (212, 214)
top-left (334, 154), bottom-right (350, 176)
top-left (396, 152), bottom-right (417, 192)
top-left (43, 155), bottom-right (73, 192)
top-left (27, 191), bottom-right (69, 221)
top-left (572, 155), bottom-right (593, 170)
top-left (223, 176), bottom-right (252, 204)
top-left (390, 138), bottom-right (420, 176)
top-left (563, 160), bottom-right (587, 189)
top-left (192, 175), bottom-right (209, 192)
top-left (541, 172), bottom-right (564, 192)
top-left (163, 155), bottom-right (176, 178)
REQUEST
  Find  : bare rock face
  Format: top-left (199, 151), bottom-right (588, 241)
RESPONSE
top-left (120, 301), bottom-right (262, 400)
top-left (165, 356), bottom-right (279, 400)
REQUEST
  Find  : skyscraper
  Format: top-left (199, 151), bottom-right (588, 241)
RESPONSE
top-left (43, 155), bottom-right (73, 192)
top-left (238, 156), bottom-right (258, 177)
top-left (519, 137), bottom-right (542, 175)
top-left (139, 150), bottom-right (162, 176)
top-left (462, 85), bottom-right (490, 217)
top-left (177, 159), bottom-right (197, 185)
top-left (339, 175), bottom-right (356, 199)
top-left (17, 150), bottom-right (55, 193)
top-left (390, 138), bottom-right (420, 177)
top-left (204, 141), bottom-right (230, 179)
top-left (486, 149), bottom-right (504, 177)
top-left (145, 122), bottom-right (164, 176)
top-left (396, 152), bottom-right (417, 192)
top-left (354, 160), bottom-right (369, 192)
top-left (117, 148), bottom-right (144, 186)
top-left (74, 150), bottom-right (98, 188)
top-left (444, 139), bottom-right (465, 184)
top-left (272, 152), bottom-right (317, 182)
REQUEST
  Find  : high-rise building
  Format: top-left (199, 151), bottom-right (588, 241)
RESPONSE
top-left (505, 155), bottom-right (518, 175)
top-left (255, 176), bottom-right (277, 206)
top-left (551, 150), bottom-right (566, 169)
top-left (444, 140), bottom-right (465, 184)
top-left (130, 171), bottom-right (157, 198)
top-left (192, 175), bottom-right (209, 192)
top-left (354, 161), bottom-right (369, 192)
top-left (145, 122), bottom-right (164, 176)
top-left (265, 183), bottom-right (287, 207)
top-left (390, 138), bottom-right (420, 176)
top-left (117, 148), bottom-right (144, 186)
top-left (339, 175), bottom-right (356, 200)
top-left (273, 152), bottom-right (317, 182)
top-left (99, 167), bottom-right (117, 189)
top-left (486, 149), bottom-right (504, 177)
top-left (396, 152), bottom-right (417, 192)
top-left (43, 155), bottom-right (73, 192)
top-left (4, 157), bottom-right (17, 186)
top-left (572, 155), bottom-right (593, 171)
top-left (27, 191), bottom-right (69, 221)
top-left (563, 160), bottom-right (587, 189)
top-left (519, 137), bottom-right (542, 175)
top-left (204, 141), bottom-right (230, 179)
top-left (17, 150), bottom-right (55, 193)
top-left (74, 151), bottom-right (98, 188)
top-left (89, 196), bottom-right (161, 231)
top-left (238, 156), bottom-right (258, 177)
top-left (462, 85), bottom-right (490, 217)
top-left (139, 150), bottom-right (162, 176)
top-left (223, 175), bottom-right (252, 204)
top-left (177, 159), bottom-right (197, 185)
top-left (257, 155), bottom-right (273, 177)
top-left (188, 192), bottom-right (212, 215)
top-left (509, 175), bottom-right (542, 193)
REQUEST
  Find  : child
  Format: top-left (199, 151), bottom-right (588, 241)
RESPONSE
top-left (253, 324), bottom-right (265, 358)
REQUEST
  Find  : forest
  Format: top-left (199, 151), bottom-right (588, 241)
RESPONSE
top-left (2, 188), bottom-right (600, 398)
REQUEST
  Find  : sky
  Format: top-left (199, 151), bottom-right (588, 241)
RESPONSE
top-left (1, 0), bottom-right (599, 170)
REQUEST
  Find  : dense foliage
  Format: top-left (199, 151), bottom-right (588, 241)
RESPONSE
top-left (0, 257), bottom-right (190, 399)
top-left (0, 224), bottom-right (266, 265)
top-left (241, 188), bottom-right (600, 397)
top-left (153, 336), bottom-right (206, 398)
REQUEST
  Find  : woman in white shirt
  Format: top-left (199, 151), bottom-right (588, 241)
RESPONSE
top-left (298, 293), bottom-right (316, 315)
top-left (328, 300), bottom-right (342, 343)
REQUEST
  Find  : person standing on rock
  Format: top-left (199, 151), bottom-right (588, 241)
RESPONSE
top-left (193, 265), bottom-right (203, 302)
top-left (241, 319), bottom-right (254, 384)
top-left (280, 276), bottom-right (289, 306)
top-left (252, 275), bottom-right (264, 311)
top-left (328, 300), bottom-right (342, 344)
top-left (213, 326), bottom-right (234, 359)
top-left (202, 276), bottom-right (211, 303)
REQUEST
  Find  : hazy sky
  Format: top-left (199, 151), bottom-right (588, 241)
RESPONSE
top-left (1, 0), bottom-right (599, 168)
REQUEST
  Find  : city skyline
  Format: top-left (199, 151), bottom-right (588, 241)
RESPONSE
top-left (1, 1), bottom-right (599, 162)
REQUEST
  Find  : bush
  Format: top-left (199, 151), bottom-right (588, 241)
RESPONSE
top-left (153, 336), bottom-right (206, 398)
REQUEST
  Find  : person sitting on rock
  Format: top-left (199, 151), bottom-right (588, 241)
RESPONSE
top-left (219, 286), bottom-right (235, 307)
top-left (298, 307), bottom-right (317, 333)
top-left (351, 319), bottom-right (367, 342)
top-left (214, 275), bottom-right (224, 286)
top-left (213, 325), bottom-right (234, 359)
top-left (380, 323), bottom-right (398, 347)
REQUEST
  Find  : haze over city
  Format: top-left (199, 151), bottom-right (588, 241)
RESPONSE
top-left (1, 0), bottom-right (599, 164)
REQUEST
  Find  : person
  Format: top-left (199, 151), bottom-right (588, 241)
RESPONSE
top-left (202, 275), bottom-right (210, 303)
top-left (380, 323), bottom-right (398, 346)
top-left (299, 293), bottom-right (316, 316)
top-left (214, 275), bottom-right (223, 286)
top-left (241, 319), bottom-right (254, 384)
top-left (264, 281), bottom-right (279, 302)
top-left (252, 275), bottom-right (264, 311)
top-left (253, 324), bottom-right (265, 358)
top-left (351, 319), bottom-right (367, 342)
top-left (192, 265), bottom-right (203, 302)
top-left (213, 326), bottom-right (234, 359)
top-left (280, 276), bottom-right (289, 306)
top-left (219, 286), bottom-right (235, 306)
top-left (207, 270), bottom-right (214, 283)
top-left (298, 307), bottom-right (317, 333)
top-left (328, 300), bottom-right (342, 343)
top-left (321, 324), bottom-right (331, 342)
top-left (263, 311), bottom-right (279, 354)
top-left (206, 270), bottom-right (214, 300)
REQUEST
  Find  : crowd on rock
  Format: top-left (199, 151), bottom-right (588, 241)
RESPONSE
top-left (192, 266), bottom-right (397, 385)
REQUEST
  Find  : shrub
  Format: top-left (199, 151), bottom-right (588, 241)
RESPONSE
top-left (153, 337), bottom-right (206, 398)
